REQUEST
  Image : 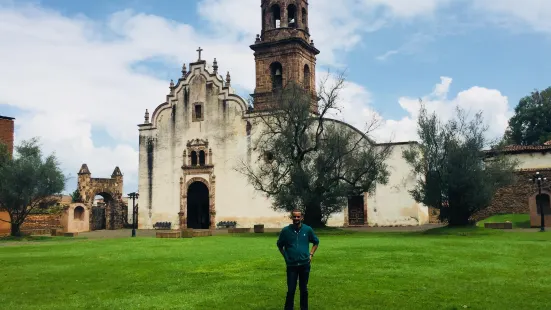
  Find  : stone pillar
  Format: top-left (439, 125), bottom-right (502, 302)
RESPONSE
top-left (179, 177), bottom-right (186, 229)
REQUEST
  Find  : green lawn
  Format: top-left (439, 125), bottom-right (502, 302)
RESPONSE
top-left (1, 228), bottom-right (551, 310)
top-left (476, 213), bottom-right (531, 228)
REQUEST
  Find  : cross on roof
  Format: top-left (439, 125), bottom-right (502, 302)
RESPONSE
top-left (196, 47), bottom-right (203, 61)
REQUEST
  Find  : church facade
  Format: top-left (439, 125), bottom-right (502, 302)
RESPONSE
top-left (137, 0), bottom-right (429, 229)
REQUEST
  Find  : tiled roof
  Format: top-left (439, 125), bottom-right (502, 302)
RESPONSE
top-left (484, 144), bottom-right (551, 154)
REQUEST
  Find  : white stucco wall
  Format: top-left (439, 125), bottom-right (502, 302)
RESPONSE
top-left (137, 61), bottom-right (427, 229)
top-left (365, 143), bottom-right (429, 226)
top-left (505, 152), bottom-right (551, 170)
top-left (138, 62), bottom-right (287, 229)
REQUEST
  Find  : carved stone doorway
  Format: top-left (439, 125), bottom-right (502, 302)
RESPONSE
top-left (187, 181), bottom-right (210, 229)
top-left (348, 195), bottom-right (365, 226)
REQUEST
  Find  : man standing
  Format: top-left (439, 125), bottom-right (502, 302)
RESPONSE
top-left (277, 209), bottom-right (319, 310)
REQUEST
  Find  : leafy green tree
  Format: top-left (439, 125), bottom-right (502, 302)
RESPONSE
top-left (70, 189), bottom-right (82, 203)
top-left (237, 74), bottom-right (392, 227)
top-left (0, 138), bottom-right (66, 236)
top-left (403, 104), bottom-right (518, 226)
top-left (504, 87), bottom-right (551, 145)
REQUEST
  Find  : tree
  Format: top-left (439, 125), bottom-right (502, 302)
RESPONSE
top-left (402, 104), bottom-right (518, 226)
top-left (503, 86), bottom-right (551, 145)
top-left (70, 189), bottom-right (82, 203)
top-left (237, 74), bottom-right (393, 227)
top-left (0, 138), bottom-right (66, 236)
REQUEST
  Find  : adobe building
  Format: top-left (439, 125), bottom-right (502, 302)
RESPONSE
top-left (480, 142), bottom-right (551, 227)
top-left (0, 115), bottom-right (14, 234)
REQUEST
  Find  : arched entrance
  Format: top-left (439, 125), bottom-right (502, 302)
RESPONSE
top-left (187, 181), bottom-right (210, 229)
top-left (91, 193), bottom-right (112, 230)
top-left (77, 164), bottom-right (127, 230)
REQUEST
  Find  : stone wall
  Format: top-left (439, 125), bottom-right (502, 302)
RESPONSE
top-left (21, 214), bottom-right (62, 230)
top-left (471, 169), bottom-right (551, 221)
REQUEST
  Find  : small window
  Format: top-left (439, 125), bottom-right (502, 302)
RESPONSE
top-left (302, 8), bottom-right (307, 28)
top-left (288, 5), bottom-right (297, 28)
top-left (199, 150), bottom-right (206, 166)
top-left (270, 62), bottom-right (283, 90)
top-left (195, 105), bottom-right (202, 119)
top-left (193, 103), bottom-right (204, 122)
top-left (191, 151), bottom-right (198, 166)
top-left (303, 64), bottom-right (311, 89)
top-left (271, 4), bottom-right (281, 28)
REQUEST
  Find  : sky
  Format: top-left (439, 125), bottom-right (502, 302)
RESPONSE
top-left (1, 0), bottom-right (550, 194)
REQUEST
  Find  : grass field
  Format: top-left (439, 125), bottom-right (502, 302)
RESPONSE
top-left (476, 213), bottom-right (531, 228)
top-left (1, 227), bottom-right (551, 310)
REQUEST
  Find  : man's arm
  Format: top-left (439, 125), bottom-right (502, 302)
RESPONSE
top-left (276, 230), bottom-right (286, 258)
top-left (309, 228), bottom-right (319, 258)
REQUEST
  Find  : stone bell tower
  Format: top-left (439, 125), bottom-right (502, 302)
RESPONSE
top-left (250, 0), bottom-right (319, 112)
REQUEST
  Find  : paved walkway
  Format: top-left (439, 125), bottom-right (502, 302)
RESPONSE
top-left (76, 224), bottom-right (445, 239)
top-left (343, 223), bottom-right (445, 232)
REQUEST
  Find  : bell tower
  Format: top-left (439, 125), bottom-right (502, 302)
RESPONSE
top-left (250, 0), bottom-right (319, 112)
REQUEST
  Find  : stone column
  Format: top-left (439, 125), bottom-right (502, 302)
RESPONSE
top-left (179, 177), bottom-right (186, 229)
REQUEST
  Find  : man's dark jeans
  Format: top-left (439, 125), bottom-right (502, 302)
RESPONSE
top-left (284, 263), bottom-right (310, 310)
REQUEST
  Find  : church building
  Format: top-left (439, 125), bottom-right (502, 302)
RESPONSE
top-left (137, 0), bottom-right (429, 229)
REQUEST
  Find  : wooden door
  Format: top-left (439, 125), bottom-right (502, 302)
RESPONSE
top-left (348, 195), bottom-right (365, 225)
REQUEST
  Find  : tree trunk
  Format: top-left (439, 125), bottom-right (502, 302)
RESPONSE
top-left (303, 204), bottom-right (324, 228)
top-left (446, 204), bottom-right (473, 226)
top-left (10, 222), bottom-right (22, 237)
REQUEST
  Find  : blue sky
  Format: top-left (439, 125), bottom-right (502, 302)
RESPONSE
top-left (0, 0), bottom-right (550, 194)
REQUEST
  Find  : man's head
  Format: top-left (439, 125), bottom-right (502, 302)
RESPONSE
top-left (291, 209), bottom-right (302, 226)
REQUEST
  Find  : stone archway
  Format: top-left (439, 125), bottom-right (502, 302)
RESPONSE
top-left (187, 181), bottom-right (210, 229)
top-left (528, 190), bottom-right (551, 227)
top-left (76, 164), bottom-right (127, 230)
top-left (180, 177), bottom-right (215, 229)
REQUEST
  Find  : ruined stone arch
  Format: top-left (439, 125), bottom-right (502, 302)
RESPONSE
top-left (77, 164), bottom-right (127, 230)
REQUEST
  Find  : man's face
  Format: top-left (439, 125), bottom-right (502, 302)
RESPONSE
top-left (291, 212), bottom-right (302, 225)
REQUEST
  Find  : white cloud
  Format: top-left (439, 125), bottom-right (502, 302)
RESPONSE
top-left (470, 0), bottom-right (551, 34)
top-left (376, 33), bottom-right (435, 61)
top-left (198, 0), bottom-right (450, 66)
top-left (359, 0), bottom-right (450, 18)
top-left (0, 0), bottom-right (525, 194)
top-left (333, 76), bottom-right (512, 143)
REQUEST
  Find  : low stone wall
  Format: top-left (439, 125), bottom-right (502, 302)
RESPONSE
top-left (21, 214), bottom-right (62, 230)
top-left (484, 222), bottom-right (513, 229)
top-left (472, 169), bottom-right (551, 221)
